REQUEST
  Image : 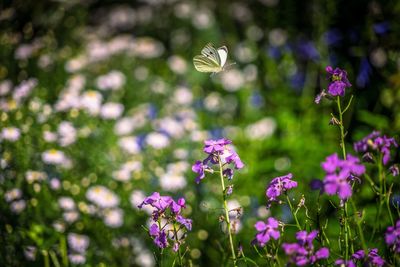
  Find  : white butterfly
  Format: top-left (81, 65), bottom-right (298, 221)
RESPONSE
top-left (193, 43), bottom-right (232, 74)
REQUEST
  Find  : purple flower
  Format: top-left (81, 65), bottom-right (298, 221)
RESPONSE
top-left (149, 224), bottom-right (168, 249)
top-left (266, 173), bottom-right (298, 206)
top-left (321, 153), bottom-right (365, 200)
top-left (354, 131), bottom-right (398, 165)
top-left (282, 230), bottom-right (329, 266)
top-left (140, 194), bottom-right (192, 252)
top-left (177, 215), bottom-right (192, 231)
top-left (253, 217), bottom-right (280, 246)
top-left (385, 219), bottom-right (400, 253)
top-left (192, 161), bottom-right (206, 184)
top-left (203, 138), bottom-right (232, 154)
top-left (192, 138), bottom-right (244, 183)
top-left (336, 248), bottom-right (385, 267)
top-left (389, 165), bottom-right (399, 177)
top-left (326, 66), bottom-right (351, 96)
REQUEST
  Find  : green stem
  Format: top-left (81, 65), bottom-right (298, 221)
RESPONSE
top-left (173, 224), bottom-right (183, 267)
top-left (218, 156), bottom-right (237, 267)
top-left (43, 250), bottom-right (50, 267)
top-left (285, 194), bottom-right (301, 230)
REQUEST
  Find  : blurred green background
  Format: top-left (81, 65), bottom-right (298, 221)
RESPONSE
top-left (1, 0), bottom-right (399, 266)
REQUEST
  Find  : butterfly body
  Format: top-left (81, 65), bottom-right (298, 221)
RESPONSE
top-left (193, 43), bottom-right (230, 74)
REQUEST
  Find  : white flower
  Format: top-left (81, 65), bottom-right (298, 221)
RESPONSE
top-left (132, 37), bottom-right (164, 58)
top-left (86, 186), bottom-right (120, 209)
top-left (103, 208), bottom-right (123, 228)
top-left (172, 86), bottom-right (193, 105)
top-left (68, 233), bottom-right (90, 254)
top-left (43, 131), bottom-right (57, 142)
top-left (220, 69), bottom-right (244, 92)
top-left (68, 254), bottom-right (86, 265)
top-left (118, 136), bottom-right (140, 154)
top-left (58, 197), bottom-right (75, 211)
top-left (1, 127), bottom-right (20, 141)
top-left (159, 172), bottom-right (187, 192)
top-left (167, 55), bottom-right (187, 74)
top-left (100, 102), bottom-right (124, 119)
top-left (58, 121), bottom-right (77, 147)
top-left (11, 200), bottom-right (26, 214)
top-left (63, 211), bottom-right (79, 223)
top-left (114, 117), bottom-right (135, 135)
top-left (42, 149), bottom-right (67, 165)
top-left (96, 71), bottom-right (125, 90)
top-left (80, 91), bottom-right (102, 115)
top-left (5, 188), bottom-right (22, 202)
top-left (245, 117), bottom-right (276, 140)
top-left (145, 132), bottom-right (170, 149)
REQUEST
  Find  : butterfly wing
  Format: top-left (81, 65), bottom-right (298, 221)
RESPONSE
top-left (217, 46), bottom-right (228, 67)
top-left (201, 43), bottom-right (221, 65)
top-left (193, 55), bottom-right (222, 73)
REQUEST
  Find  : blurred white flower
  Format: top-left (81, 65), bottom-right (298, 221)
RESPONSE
top-left (63, 211), bottom-right (79, 223)
top-left (80, 91), bottom-right (102, 115)
top-left (100, 102), bottom-right (124, 119)
top-left (68, 233), bottom-right (90, 254)
top-left (135, 251), bottom-right (155, 267)
top-left (58, 197), bottom-right (76, 211)
top-left (174, 2), bottom-right (193, 18)
top-left (146, 132), bottom-right (170, 149)
top-left (25, 171), bottom-right (47, 183)
top-left (370, 48), bottom-right (387, 68)
top-left (268, 28), bottom-right (287, 47)
top-left (220, 69), bottom-right (244, 91)
top-left (103, 208), bottom-right (123, 228)
top-left (0, 80), bottom-right (12, 96)
top-left (86, 186), bottom-right (120, 209)
top-left (245, 117), bottom-right (277, 140)
top-left (43, 131), bottom-right (57, 142)
top-left (167, 55), bottom-right (187, 74)
top-left (10, 200), bottom-right (26, 214)
top-left (204, 92), bottom-right (222, 112)
top-left (172, 86), bottom-right (193, 105)
top-left (156, 117), bottom-right (184, 138)
top-left (96, 71), bottom-right (126, 91)
top-left (134, 66), bottom-right (149, 81)
top-left (118, 136), bottom-right (141, 154)
top-left (132, 37), bottom-right (164, 58)
top-left (68, 254), bottom-right (86, 265)
top-left (53, 221), bottom-right (66, 233)
top-left (58, 121), bottom-right (77, 147)
top-left (160, 171), bottom-right (187, 192)
top-left (42, 149), bottom-right (68, 165)
top-left (50, 178), bottom-right (61, 190)
top-left (192, 9), bottom-right (213, 29)
top-left (114, 117), bottom-right (135, 135)
top-left (1, 127), bottom-right (20, 141)
top-left (13, 78), bottom-right (37, 103)
top-left (24, 246), bottom-right (37, 261)
top-left (65, 55), bottom-right (88, 73)
top-left (5, 188), bottom-right (22, 202)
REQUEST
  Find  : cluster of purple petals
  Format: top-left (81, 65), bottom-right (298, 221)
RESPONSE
top-left (322, 153), bottom-right (365, 200)
top-left (252, 217), bottom-right (280, 247)
top-left (265, 173), bottom-right (298, 207)
top-left (326, 66), bottom-right (352, 96)
top-left (282, 230), bottom-right (329, 266)
top-left (192, 138), bottom-right (244, 184)
top-left (315, 66), bottom-right (351, 104)
top-left (385, 219), bottom-right (400, 253)
top-left (138, 192), bottom-right (192, 250)
top-left (335, 248), bottom-right (385, 267)
top-left (354, 131), bottom-right (398, 165)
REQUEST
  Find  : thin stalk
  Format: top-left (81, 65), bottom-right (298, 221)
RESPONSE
top-left (285, 194), bottom-right (301, 230)
top-left (218, 156), bottom-right (237, 267)
top-left (43, 250), bottom-right (50, 267)
top-left (173, 224), bottom-right (183, 267)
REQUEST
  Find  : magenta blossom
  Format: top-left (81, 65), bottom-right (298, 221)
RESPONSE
top-left (149, 224), bottom-right (168, 249)
top-left (266, 173), bottom-right (298, 207)
top-left (354, 131), bottom-right (398, 165)
top-left (282, 230), bottom-right (329, 266)
top-left (385, 219), bottom-right (400, 253)
top-left (321, 153), bottom-right (365, 200)
top-left (252, 217), bottom-right (280, 247)
top-left (335, 248), bottom-right (385, 267)
top-left (315, 66), bottom-right (351, 103)
top-left (192, 138), bottom-right (244, 183)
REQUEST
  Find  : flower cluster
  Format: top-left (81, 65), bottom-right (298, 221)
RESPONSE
top-left (252, 217), bottom-right (281, 247)
top-left (282, 230), bottom-right (329, 266)
top-left (138, 192), bottom-right (192, 251)
top-left (385, 219), bottom-right (400, 253)
top-left (335, 248), bottom-right (385, 267)
top-left (315, 66), bottom-right (352, 103)
top-left (354, 131), bottom-right (398, 165)
top-left (321, 153), bottom-right (365, 200)
top-left (192, 138), bottom-right (244, 184)
top-left (265, 173), bottom-right (298, 207)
